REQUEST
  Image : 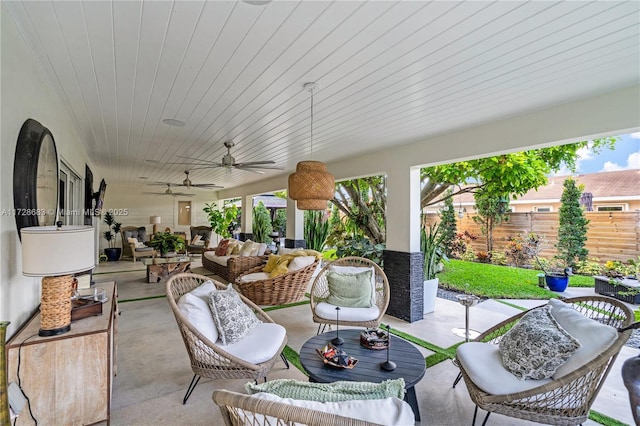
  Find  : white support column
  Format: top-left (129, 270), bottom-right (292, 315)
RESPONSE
top-left (385, 167), bottom-right (421, 252)
top-left (241, 195), bottom-right (253, 240)
top-left (286, 197), bottom-right (305, 248)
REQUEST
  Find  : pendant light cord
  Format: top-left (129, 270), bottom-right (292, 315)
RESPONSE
top-left (310, 88), bottom-right (314, 160)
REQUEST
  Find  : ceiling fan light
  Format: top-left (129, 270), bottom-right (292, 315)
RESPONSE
top-left (288, 160), bottom-right (334, 210)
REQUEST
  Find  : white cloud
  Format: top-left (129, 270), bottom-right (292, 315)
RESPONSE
top-left (550, 164), bottom-right (572, 176)
top-left (630, 132), bottom-right (640, 139)
top-left (628, 151), bottom-right (640, 169)
top-left (602, 161), bottom-right (624, 172)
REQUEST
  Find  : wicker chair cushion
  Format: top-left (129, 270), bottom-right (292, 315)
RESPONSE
top-left (220, 322), bottom-right (286, 364)
top-left (288, 256), bottom-right (316, 272)
top-left (239, 272), bottom-right (270, 283)
top-left (456, 342), bottom-right (554, 395)
top-left (245, 378), bottom-right (405, 402)
top-left (498, 306), bottom-right (581, 380)
top-left (239, 240), bottom-right (256, 256)
top-left (203, 252), bottom-right (233, 266)
top-left (249, 392), bottom-right (415, 426)
top-left (548, 299), bottom-right (618, 379)
top-left (177, 281), bottom-right (219, 344)
top-left (209, 284), bottom-right (261, 345)
top-left (315, 302), bottom-right (379, 322)
top-left (326, 270), bottom-right (374, 308)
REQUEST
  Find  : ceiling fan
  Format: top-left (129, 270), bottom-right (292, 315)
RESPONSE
top-left (170, 141), bottom-right (283, 174)
top-left (148, 171), bottom-right (223, 189)
top-left (142, 184), bottom-right (195, 197)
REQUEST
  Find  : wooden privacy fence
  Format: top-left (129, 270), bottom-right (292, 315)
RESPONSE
top-left (425, 211), bottom-right (640, 263)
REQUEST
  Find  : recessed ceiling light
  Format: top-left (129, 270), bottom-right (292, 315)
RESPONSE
top-left (242, 0), bottom-right (271, 5)
top-left (138, 176), bottom-right (148, 180)
top-left (162, 118), bottom-right (185, 127)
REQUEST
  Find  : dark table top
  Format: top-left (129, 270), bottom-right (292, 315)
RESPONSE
top-left (299, 329), bottom-right (426, 388)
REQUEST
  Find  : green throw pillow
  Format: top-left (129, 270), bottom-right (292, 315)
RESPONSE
top-left (245, 378), bottom-right (405, 402)
top-left (326, 270), bottom-right (373, 308)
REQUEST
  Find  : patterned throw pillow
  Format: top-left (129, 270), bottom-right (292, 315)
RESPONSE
top-left (208, 284), bottom-right (261, 345)
top-left (498, 305), bottom-right (581, 380)
top-left (215, 239), bottom-right (230, 256)
top-left (245, 378), bottom-right (405, 402)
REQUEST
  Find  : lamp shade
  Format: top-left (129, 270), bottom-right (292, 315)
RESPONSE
top-left (150, 215), bottom-right (161, 225)
top-left (288, 161), bottom-right (335, 210)
top-left (21, 225), bottom-right (95, 276)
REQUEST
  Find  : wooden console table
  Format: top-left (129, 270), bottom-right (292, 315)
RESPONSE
top-left (7, 282), bottom-right (118, 425)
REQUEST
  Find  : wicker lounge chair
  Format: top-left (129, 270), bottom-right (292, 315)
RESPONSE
top-left (309, 257), bottom-right (390, 333)
top-left (213, 389), bottom-right (403, 426)
top-left (166, 273), bottom-right (288, 404)
top-left (454, 295), bottom-right (634, 425)
top-left (234, 260), bottom-right (319, 306)
top-left (202, 251), bottom-right (269, 283)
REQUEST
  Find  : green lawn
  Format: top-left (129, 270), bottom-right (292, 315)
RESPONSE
top-left (438, 259), bottom-right (595, 299)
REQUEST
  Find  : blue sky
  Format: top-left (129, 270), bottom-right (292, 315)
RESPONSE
top-left (564, 132), bottom-right (640, 175)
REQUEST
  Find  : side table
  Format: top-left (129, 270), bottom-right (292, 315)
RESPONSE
top-left (299, 329), bottom-right (426, 421)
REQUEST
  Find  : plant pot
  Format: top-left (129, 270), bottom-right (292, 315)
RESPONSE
top-left (104, 248), bottom-right (121, 261)
top-left (423, 278), bottom-right (439, 315)
top-left (545, 275), bottom-right (569, 292)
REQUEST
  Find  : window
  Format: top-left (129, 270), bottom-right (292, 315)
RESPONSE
top-left (178, 201), bottom-right (191, 226)
top-left (534, 206), bottom-right (552, 212)
top-left (59, 161), bottom-right (82, 225)
top-left (596, 205), bottom-right (624, 212)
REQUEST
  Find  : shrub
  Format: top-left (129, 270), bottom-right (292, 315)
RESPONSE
top-left (489, 251), bottom-right (508, 266)
top-left (573, 258), bottom-right (603, 276)
top-left (505, 232), bottom-right (546, 268)
top-left (460, 248), bottom-right (476, 262)
top-left (336, 237), bottom-right (385, 265)
top-left (252, 201), bottom-right (273, 244)
top-left (450, 231), bottom-right (478, 259)
top-left (476, 251), bottom-right (491, 263)
top-left (557, 177), bottom-right (589, 267)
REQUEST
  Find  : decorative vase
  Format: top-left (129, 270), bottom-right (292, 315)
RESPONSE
top-left (104, 247), bottom-right (121, 261)
top-left (423, 278), bottom-right (439, 315)
top-left (545, 275), bottom-right (569, 292)
top-left (1, 321), bottom-right (10, 425)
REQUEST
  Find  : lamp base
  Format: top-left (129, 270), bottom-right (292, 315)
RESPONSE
top-left (39, 275), bottom-right (73, 337)
top-left (380, 361), bottom-right (396, 371)
top-left (39, 325), bottom-right (71, 337)
top-left (331, 336), bottom-right (344, 346)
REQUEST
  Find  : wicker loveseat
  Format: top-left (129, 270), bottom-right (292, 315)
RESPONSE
top-left (203, 251), bottom-right (268, 283)
top-left (454, 295), bottom-right (633, 425)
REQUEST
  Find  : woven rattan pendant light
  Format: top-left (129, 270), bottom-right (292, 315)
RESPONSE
top-left (288, 82), bottom-right (334, 210)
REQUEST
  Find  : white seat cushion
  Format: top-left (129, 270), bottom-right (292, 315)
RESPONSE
top-left (456, 342), bottom-right (553, 395)
top-left (250, 393), bottom-right (415, 426)
top-left (239, 272), bottom-right (270, 283)
top-left (220, 322), bottom-right (286, 364)
top-left (315, 302), bottom-right (380, 322)
top-left (203, 251), bottom-right (233, 266)
top-left (177, 281), bottom-right (218, 344)
top-left (547, 299), bottom-right (618, 379)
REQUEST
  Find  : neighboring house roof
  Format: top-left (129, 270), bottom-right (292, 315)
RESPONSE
top-left (455, 169), bottom-right (640, 204)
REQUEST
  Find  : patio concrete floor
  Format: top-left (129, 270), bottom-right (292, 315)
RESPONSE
top-left (93, 258), bottom-right (637, 425)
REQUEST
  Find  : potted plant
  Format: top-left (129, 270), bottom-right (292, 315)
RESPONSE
top-left (536, 256), bottom-right (572, 292)
top-left (203, 202), bottom-right (239, 245)
top-left (421, 219), bottom-right (448, 315)
top-left (103, 211), bottom-right (122, 261)
top-left (148, 232), bottom-right (185, 257)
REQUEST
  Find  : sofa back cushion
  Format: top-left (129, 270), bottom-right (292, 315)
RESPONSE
top-left (123, 226), bottom-right (147, 243)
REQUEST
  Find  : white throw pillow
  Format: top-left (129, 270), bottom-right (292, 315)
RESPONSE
top-left (288, 256), bottom-right (316, 272)
top-left (190, 234), bottom-right (202, 245)
top-left (279, 247), bottom-right (303, 255)
top-left (256, 243), bottom-right (268, 256)
top-left (177, 292), bottom-right (218, 343)
top-left (547, 298), bottom-right (618, 379)
top-left (239, 240), bottom-right (255, 256)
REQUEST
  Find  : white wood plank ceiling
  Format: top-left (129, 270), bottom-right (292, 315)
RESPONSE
top-left (6, 0), bottom-right (640, 190)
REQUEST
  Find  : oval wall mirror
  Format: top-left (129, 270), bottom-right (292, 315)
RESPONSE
top-left (13, 119), bottom-right (59, 239)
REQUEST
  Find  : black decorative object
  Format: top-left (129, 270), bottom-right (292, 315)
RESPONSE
top-left (13, 118), bottom-right (59, 238)
top-left (379, 324), bottom-right (396, 371)
top-left (84, 165), bottom-right (93, 225)
top-left (331, 306), bottom-right (344, 346)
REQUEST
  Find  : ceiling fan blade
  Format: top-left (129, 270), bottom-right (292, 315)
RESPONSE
top-left (234, 160), bottom-right (277, 166)
top-left (233, 166), bottom-right (265, 174)
top-left (237, 165), bottom-right (284, 170)
top-left (176, 155), bottom-right (214, 162)
top-left (190, 184), bottom-right (224, 188)
top-left (186, 165), bottom-right (225, 171)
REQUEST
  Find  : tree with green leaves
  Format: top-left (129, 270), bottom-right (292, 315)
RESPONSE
top-left (472, 191), bottom-right (510, 253)
top-left (439, 189), bottom-right (457, 257)
top-left (203, 202), bottom-right (239, 239)
top-left (252, 201), bottom-right (273, 243)
top-left (272, 208), bottom-right (286, 237)
top-left (557, 177), bottom-right (589, 268)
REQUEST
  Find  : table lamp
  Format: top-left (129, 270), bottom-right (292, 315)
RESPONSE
top-left (21, 223), bottom-right (95, 336)
top-left (150, 215), bottom-right (161, 234)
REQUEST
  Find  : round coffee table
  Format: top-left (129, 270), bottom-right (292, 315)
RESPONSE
top-left (299, 328), bottom-right (426, 421)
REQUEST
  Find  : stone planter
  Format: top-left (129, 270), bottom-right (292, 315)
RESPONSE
top-left (423, 278), bottom-right (439, 315)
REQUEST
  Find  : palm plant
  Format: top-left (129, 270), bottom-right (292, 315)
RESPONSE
top-left (252, 201), bottom-right (273, 244)
top-left (103, 211), bottom-right (122, 249)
